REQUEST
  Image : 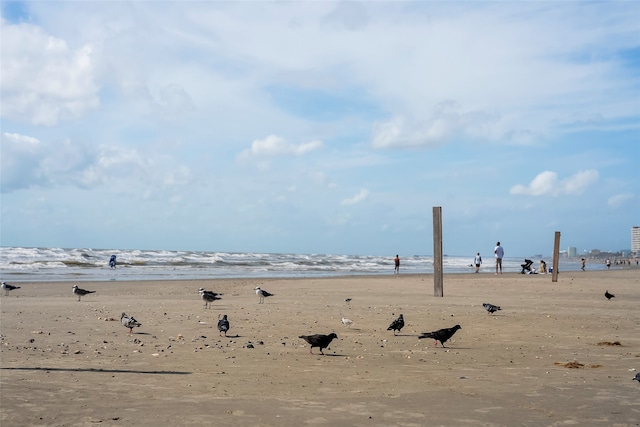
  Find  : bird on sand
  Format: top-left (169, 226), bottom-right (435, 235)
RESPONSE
top-left (387, 314), bottom-right (404, 335)
top-left (633, 373), bottom-right (640, 382)
top-left (218, 314), bottom-right (230, 337)
top-left (604, 290), bottom-right (615, 300)
top-left (255, 287), bottom-right (274, 304)
top-left (299, 333), bottom-right (338, 355)
top-left (121, 312), bottom-right (142, 334)
top-left (418, 325), bottom-right (462, 348)
top-left (198, 288), bottom-right (222, 308)
top-left (2, 282), bottom-right (21, 296)
top-left (72, 285), bottom-right (95, 301)
top-left (341, 318), bottom-right (353, 328)
top-left (483, 303), bottom-right (501, 315)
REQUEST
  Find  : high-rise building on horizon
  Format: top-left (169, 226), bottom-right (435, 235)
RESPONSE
top-left (567, 246), bottom-right (577, 258)
top-left (632, 226), bottom-right (640, 254)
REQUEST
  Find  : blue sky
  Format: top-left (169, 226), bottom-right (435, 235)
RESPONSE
top-left (1, 1), bottom-right (638, 257)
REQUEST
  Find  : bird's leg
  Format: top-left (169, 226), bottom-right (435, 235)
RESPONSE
top-left (320, 349), bottom-right (325, 355)
top-left (309, 348), bottom-right (314, 355)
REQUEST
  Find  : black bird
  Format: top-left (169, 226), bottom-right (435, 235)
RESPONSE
top-left (387, 314), bottom-right (404, 335)
top-left (418, 325), bottom-right (462, 348)
top-left (199, 288), bottom-right (222, 308)
top-left (604, 290), bottom-right (615, 300)
top-left (121, 312), bottom-right (142, 334)
top-left (633, 373), bottom-right (640, 382)
top-left (2, 282), bottom-right (21, 296)
top-left (299, 333), bottom-right (338, 355)
top-left (483, 303), bottom-right (501, 315)
top-left (72, 285), bottom-right (95, 301)
top-left (218, 314), bottom-right (230, 337)
top-left (255, 287), bottom-right (274, 304)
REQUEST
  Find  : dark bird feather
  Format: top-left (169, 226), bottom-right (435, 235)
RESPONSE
top-left (387, 314), bottom-right (404, 335)
top-left (483, 303), bottom-right (501, 314)
top-left (604, 290), bottom-right (615, 300)
top-left (418, 325), bottom-right (461, 348)
top-left (298, 333), bottom-right (338, 355)
top-left (633, 373), bottom-right (640, 382)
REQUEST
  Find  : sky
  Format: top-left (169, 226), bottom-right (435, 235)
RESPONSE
top-left (1, 1), bottom-right (639, 258)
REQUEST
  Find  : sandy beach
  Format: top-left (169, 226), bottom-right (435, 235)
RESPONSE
top-left (1, 269), bottom-right (639, 426)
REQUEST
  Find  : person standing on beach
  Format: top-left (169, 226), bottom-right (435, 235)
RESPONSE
top-left (494, 242), bottom-right (504, 274)
top-left (394, 255), bottom-right (400, 274)
top-left (474, 252), bottom-right (482, 273)
top-left (606, 259), bottom-right (611, 269)
top-left (581, 258), bottom-right (586, 271)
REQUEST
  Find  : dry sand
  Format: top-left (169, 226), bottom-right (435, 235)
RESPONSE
top-left (1, 269), bottom-right (639, 426)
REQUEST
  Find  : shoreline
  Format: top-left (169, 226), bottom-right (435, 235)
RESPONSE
top-left (1, 270), bottom-right (638, 426)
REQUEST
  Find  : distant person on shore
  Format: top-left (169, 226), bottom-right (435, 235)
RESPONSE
top-left (606, 259), bottom-right (611, 269)
top-left (539, 260), bottom-right (547, 274)
top-left (494, 242), bottom-right (504, 274)
top-left (474, 252), bottom-right (482, 273)
top-left (394, 255), bottom-right (400, 274)
top-left (581, 258), bottom-right (586, 271)
top-left (109, 255), bottom-right (117, 269)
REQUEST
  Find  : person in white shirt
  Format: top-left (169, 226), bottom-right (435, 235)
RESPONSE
top-left (474, 253), bottom-right (482, 273)
top-left (494, 242), bottom-right (504, 274)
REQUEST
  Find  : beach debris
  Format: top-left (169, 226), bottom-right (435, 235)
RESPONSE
top-left (218, 314), bottom-right (230, 337)
top-left (198, 288), bottom-right (222, 308)
top-left (387, 314), bottom-right (404, 335)
top-left (418, 325), bottom-right (461, 348)
top-left (2, 282), bottom-right (21, 296)
top-left (596, 341), bottom-right (622, 346)
top-left (255, 286), bottom-right (274, 304)
top-left (341, 318), bottom-right (353, 328)
top-left (604, 290), bottom-right (615, 300)
top-left (483, 303), bottom-right (501, 315)
top-left (72, 285), bottom-right (95, 302)
top-left (299, 333), bottom-right (338, 355)
top-left (121, 312), bottom-right (142, 334)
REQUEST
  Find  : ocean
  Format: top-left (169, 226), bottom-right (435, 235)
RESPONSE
top-left (0, 246), bottom-right (598, 283)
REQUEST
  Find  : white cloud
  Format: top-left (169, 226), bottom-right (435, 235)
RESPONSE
top-left (238, 135), bottom-right (323, 160)
top-left (341, 188), bottom-right (370, 205)
top-left (607, 193), bottom-right (634, 209)
top-left (510, 170), bottom-right (599, 196)
top-left (0, 19), bottom-right (99, 125)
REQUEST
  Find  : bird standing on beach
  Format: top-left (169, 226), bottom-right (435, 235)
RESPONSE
top-left (72, 285), bottom-right (95, 301)
top-left (199, 288), bottom-right (222, 308)
top-left (299, 333), bottom-right (338, 355)
top-left (341, 317), bottom-right (353, 328)
top-left (604, 290), bottom-right (615, 300)
top-left (2, 282), bottom-right (21, 296)
top-left (387, 314), bottom-right (404, 335)
top-left (121, 312), bottom-right (142, 333)
top-left (633, 373), bottom-right (640, 382)
top-left (418, 325), bottom-right (461, 348)
top-left (255, 287), bottom-right (274, 304)
top-left (483, 303), bottom-right (501, 315)
top-left (218, 314), bottom-right (230, 337)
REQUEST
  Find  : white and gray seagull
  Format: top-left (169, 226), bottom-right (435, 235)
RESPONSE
top-left (255, 286), bottom-right (274, 304)
top-left (198, 288), bottom-right (222, 308)
top-left (2, 282), bottom-right (21, 296)
top-left (121, 312), bottom-right (142, 334)
top-left (72, 285), bottom-right (95, 301)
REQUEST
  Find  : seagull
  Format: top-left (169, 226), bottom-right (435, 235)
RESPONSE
top-left (2, 282), bottom-right (21, 296)
top-left (218, 314), bottom-right (230, 337)
top-left (299, 333), bottom-right (338, 355)
top-left (633, 373), bottom-right (640, 382)
top-left (198, 288), bottom-right (222, 308)
top-left (121, 312), bottom-right (142, 334)
top-left (72, 285), bottom-right (95, 301)
top-left (387, 314), bottom-right (404, 335)
top-left (604, 290), bottom-right (615, 300)
top-left (255, 287), bottom-right (274, 304)
top-left (483, 303), bottom-right (501, 315)
top-left (418, 325), bottom-right (461, 348)
top-left (341, 318), bottom-right (353, 328)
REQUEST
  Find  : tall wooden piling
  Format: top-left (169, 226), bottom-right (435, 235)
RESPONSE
top-left (433, 206), bottom-right (443, 297)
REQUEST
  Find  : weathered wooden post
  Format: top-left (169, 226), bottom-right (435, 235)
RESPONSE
top-left (433, 206), bottom-right (443, 297)
top-left (552, 231), bottom-right (561, 282)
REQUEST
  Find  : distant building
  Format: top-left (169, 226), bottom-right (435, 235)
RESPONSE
top-left (632, 226), bottom-right (640, 254)
top-left (567, 246), bottom-right (577, 258)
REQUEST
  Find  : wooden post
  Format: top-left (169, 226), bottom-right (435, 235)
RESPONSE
top-left (552, 231), bottom-right (561, 282)
top-left (433, 206), bottom-right (443, 297)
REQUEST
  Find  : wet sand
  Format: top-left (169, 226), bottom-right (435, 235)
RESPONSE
top-left (1, 270), bottom-right (639, 426)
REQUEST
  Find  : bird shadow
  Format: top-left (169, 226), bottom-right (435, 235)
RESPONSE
top-left (130, 332), bottom-right (152, 335)
top-left (2, 367), bottom-right (190, 375)
top-left (320, 353), bottom-right (347, 357)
